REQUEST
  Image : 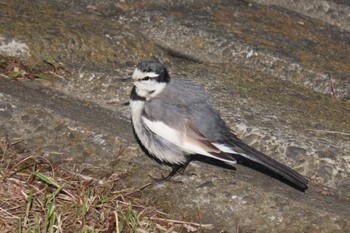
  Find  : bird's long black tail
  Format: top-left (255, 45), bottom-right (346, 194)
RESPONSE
top-left (231, 140), bottom-right (308, 190)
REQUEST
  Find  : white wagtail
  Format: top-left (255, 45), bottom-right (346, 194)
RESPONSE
top-left (123, 60), bottom-right (308, 190)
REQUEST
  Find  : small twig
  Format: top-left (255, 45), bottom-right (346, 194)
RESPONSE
top-left (60, 168), bottom-right (98, 182)
top-left (78, 64), bottom-right (85, 77)
top-left (330, 76), bottom-right (337, 98)
top-left (116, 200), bottom-right (145, 210)
top-left (114, 210), bottom-right (119, 233)
top-left (48, 71), bottom-right (64, 80)
top-left (0, 73), bottom-right (10, 79)
top-left (155, 209), bottom-right (169, 217)
top-left (9, 156), bottom-right (55, 178)
top-left (0, 207), bottom-right (21, 219)
top-left (125, 182), bottom-right (153, 196)
top-left (9, 138), bottom-right (23, 146)
top-left (148, 216), bottom-right (213, 229)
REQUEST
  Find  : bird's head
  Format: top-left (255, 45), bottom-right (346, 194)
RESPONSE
top-left (124, 60), bottom-right (170, 99)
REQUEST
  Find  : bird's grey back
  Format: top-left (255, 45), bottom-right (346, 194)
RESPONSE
top-left (157, 78), bottom-right (210, 105)
top-left (144, 78), bottom-right (236, 143)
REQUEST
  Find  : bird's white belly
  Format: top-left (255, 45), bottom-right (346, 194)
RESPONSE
top-left (130, 101), bottom-right (146, 141)
top-left (130, 100), bottom-right (187, 164)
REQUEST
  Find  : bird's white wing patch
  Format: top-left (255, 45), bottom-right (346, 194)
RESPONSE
top-left (213, 142), bottom-right (255, 163)
top-left (142, 117), bottom-right (214, 156)
top-left (212, 143), bottom-right (238, 154)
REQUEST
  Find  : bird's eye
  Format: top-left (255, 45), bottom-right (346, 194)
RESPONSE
top-left (142, 76), bottom-right (150, 81)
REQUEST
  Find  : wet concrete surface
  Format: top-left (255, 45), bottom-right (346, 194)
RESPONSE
top-left (1, 0), bottom-right (350, 232)
top-left (1, 74), bottom-right (350, 232)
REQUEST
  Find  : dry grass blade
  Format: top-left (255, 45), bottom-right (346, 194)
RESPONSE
top-left (114, 210), bottom-right (120, 233)
top-left (0, 137), bottom-right (211, 232)
top-left (149, 216), bottom-right (214, 230)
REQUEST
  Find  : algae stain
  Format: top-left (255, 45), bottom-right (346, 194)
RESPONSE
top-left (211, 8), bottom-right (242, 33)
top-left (191, 37), bottom-right (206, 49)
top-left (212, 8), bottom-right (233, 25)
top-left (83, 146), bottom-right (95, 156)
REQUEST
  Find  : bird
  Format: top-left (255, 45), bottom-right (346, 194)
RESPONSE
top-left (123, 60), bottom-right (308, 190)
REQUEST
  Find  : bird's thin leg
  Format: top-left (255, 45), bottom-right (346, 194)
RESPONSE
top-left (150, 157), bottom-right (192, 183)
top-left (162, 164), bottom-right (184, 181)
top-left (176, 157), bottom-right (192, 174)
top-left (165, 156), bottom-right (192, 179)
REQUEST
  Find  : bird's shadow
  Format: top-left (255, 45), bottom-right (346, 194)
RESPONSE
top-left (189, 154), bottom-right (236, 171)
top-left (194, 154), bottom-right (307, 192)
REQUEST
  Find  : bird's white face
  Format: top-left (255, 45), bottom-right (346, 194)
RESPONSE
top-left (132, 68), bottom-right (166, 99)
top-left (132, 68), bottom-right (158, 81)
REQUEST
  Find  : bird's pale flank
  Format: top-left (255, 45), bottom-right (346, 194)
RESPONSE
top-left (124, 60), bottom-right (308, 190)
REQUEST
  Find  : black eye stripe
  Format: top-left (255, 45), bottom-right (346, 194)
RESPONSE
top-left (142, 76), bottom-right (150, 81)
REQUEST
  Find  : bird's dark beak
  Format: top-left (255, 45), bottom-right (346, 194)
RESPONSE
top-left (121, 76), bottom-right (133, 83)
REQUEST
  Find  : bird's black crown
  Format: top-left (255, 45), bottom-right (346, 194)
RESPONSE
top-left (136, 60), bottom-right (170, 83)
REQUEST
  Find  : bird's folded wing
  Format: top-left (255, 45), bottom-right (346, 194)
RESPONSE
top-left (142, 116), bottom-right (236, 163)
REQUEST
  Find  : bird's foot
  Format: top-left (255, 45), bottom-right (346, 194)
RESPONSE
top-left (148, 164), bottom-right (187, 184)
top-left (149, 159), bottom-right (193, 185)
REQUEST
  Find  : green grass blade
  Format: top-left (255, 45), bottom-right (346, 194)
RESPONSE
top-left (43, 203), bottom-right (56, 233)
top-left (35, 172), bottom-right (60, 188)
top-left (49, 210), bottom-right (56, 233)
top-left (48, 184), bottom-right (64, 204)
top-left (18, 218), bottom-right (22, 233)
top-left (24, 190), bottom-right (33, 226)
